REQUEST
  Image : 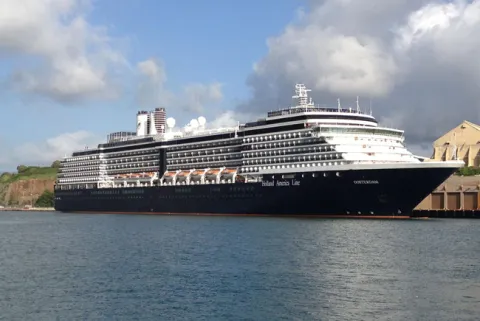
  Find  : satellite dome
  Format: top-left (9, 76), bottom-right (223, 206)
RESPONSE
top-left (190, 119), bottom-right (199, 128)
top-left (166, 117), bottom-right (176, 128)
top-left (197, 116), bottom-right (206, 126)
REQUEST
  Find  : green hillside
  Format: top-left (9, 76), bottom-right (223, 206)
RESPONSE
top-left (0, 164), bottom-right (58, 184)
top-left (0, 162), bottom-right (59, 207)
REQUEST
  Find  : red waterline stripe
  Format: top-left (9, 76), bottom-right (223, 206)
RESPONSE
top-left (64, 211), bottom-right (412, 219)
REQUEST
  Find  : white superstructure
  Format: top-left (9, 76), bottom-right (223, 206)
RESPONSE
top-left (56, 84), bottom-right (452, 190)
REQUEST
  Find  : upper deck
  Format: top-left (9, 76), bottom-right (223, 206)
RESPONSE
top-left (267, 106), bottom-right (373, 118)
top-left (67, 83), bottom-right (379, 157)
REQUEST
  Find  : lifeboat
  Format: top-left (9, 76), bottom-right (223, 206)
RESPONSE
top-left (192, 169), bottom-right (206, 176)
top-left (190, 169), bottom-right (206, 182)
top-left (163, 171), bottom-right (176, 177)
top-left (206, 168), bottom-right (221, 176)
top-left (205, 168), bottom-right (222, 183)
top-left (220, 168), bottom-right (237, 183)
top-left (162, 171), bottom-right (177, 184)
top-left (176, 170), bottom-right (192, 183)
top-left (177, 170), bottom-right (191, 177)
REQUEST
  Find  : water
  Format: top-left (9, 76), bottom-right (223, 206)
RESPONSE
top-left (0, 212), bottom-right (479, 321)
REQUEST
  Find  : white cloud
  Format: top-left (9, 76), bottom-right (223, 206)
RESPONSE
top-left (241, 0), bottom-right (480, 147)
top-left (183, 82), bottom-right (223, 113)
top-left (0, 0), bottom-right (127, 102)
top-left (136, 58), bottom-right (223, 113)
top-left (136, 58), bottom-right (173, 108)
top-left (255, 25), bottom-right (398, 98)
top-left (0, 131), bottom-right (101, 170)
top-left (207, 111), bottom-right (241, 129)
top-left (138, 58), bottom-right (166, 82)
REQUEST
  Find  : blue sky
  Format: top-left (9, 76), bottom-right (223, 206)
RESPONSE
top-left (0, 0), bottom-right (302, 170)
top-left (1, 0), bottom-right (479, 170)
top-left (2, 0), bottom-right (300, 134)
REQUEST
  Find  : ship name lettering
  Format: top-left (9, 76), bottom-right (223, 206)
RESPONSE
top-left (175, 188), bottom-right (192, 193)
top-left (122, 189), bottom-right (144, 194)
top-left (262, 180), bottom-right (300, 187)
top-left (353, 180), bottom-right (379, 184)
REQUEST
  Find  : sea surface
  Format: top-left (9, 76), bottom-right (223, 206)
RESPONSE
top-left (0, 211), bottom-right (479, 321)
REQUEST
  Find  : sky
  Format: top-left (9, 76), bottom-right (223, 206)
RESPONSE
top-left (0, 0), bottom-right (479, 171)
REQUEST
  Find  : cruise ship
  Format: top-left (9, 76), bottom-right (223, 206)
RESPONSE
top-left (54, 84), bottom-right (464, 218)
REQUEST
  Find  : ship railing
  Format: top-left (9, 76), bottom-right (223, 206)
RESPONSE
top-left (267, 106), bottom-right (369, 118)
top-left (149, 126), bottom-right (240, 142)
top-left (313, 125), bottom-right (404, 138)
top-left (180, 127), bottom-right (239, 137)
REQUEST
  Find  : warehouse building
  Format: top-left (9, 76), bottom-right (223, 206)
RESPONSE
top-left (415, 120), bottom-right (480, 211)
top-left (432, 120), bottom-right (480, 166)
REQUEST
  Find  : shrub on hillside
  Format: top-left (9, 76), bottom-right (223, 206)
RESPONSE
top-left (34, 190), bottom-right (54, 207)
top-left (0, 172), bottom-right (13, 183)
top-left (456, 166), bottom-right (480, 176)
top-left (51, 160), bottom-right (61, 168)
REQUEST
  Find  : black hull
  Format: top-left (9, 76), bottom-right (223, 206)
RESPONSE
top-left (54, 166), bottom-right (458, 218)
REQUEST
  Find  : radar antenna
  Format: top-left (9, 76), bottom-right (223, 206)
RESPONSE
top-left (337, 98), bottom-right (341, 111)
top-left (292, 84), bottom-right (314, 107)
top-left (356, 96), bottom-right (360, 112)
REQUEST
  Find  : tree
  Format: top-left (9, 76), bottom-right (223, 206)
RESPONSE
top-left (17, 165), bottom-right (27, 173)
top-left (51, 160), bottom-right (61, 168)
top-left (0, 172), bottom-right (12, 182)
top-left (34, 190), bottom-right (54, 207)
top-left (456, 166), bottom-right (480, 176)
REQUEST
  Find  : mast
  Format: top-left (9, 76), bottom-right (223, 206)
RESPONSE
top-left (292, 84), bottom-right (314, 108)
